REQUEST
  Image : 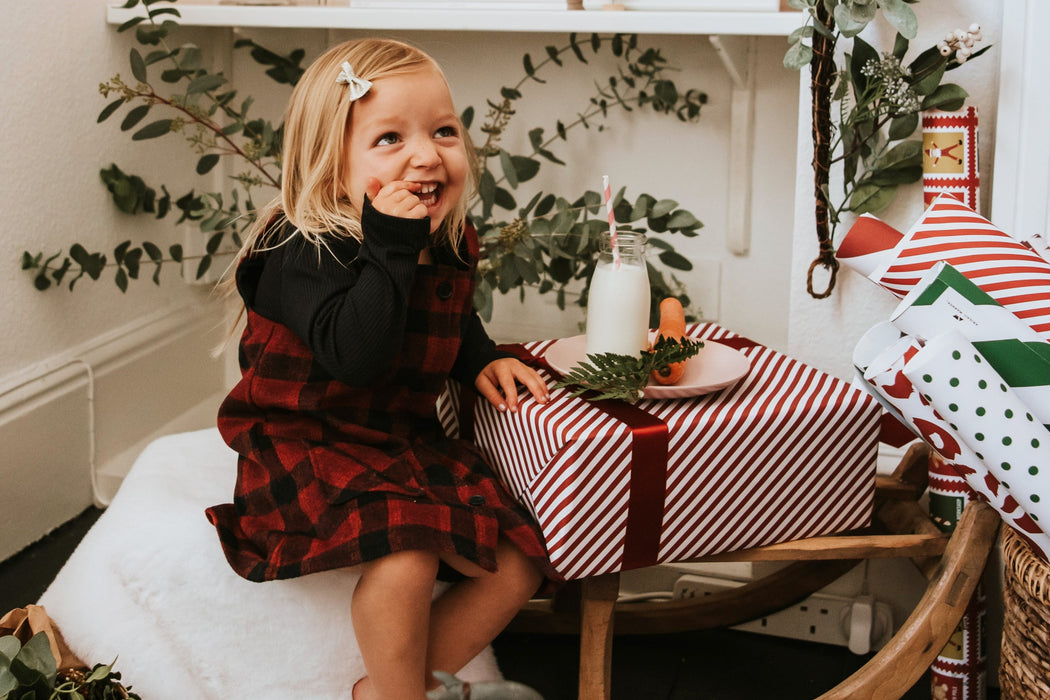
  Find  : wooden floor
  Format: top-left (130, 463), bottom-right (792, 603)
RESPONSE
top-left (1, 507), bottom-right (999, 700)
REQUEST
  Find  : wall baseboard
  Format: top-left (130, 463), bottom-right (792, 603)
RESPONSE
top-left (0, 302), bottom-right (227, 563)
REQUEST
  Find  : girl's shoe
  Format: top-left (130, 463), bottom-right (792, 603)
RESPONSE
top-left (426, 671), bottom-right (544, 700)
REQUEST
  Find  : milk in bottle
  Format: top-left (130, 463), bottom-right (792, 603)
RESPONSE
top-left (585, 232), bottom-right (650, 357)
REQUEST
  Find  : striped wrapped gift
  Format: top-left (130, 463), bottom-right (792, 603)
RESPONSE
top-left (438, 323), bottom-right (881, 580)
top-left (869, 194), bottom-right (1050, 338)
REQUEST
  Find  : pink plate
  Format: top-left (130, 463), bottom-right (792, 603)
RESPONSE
top-left (542, 333), bottom-right (751, 399)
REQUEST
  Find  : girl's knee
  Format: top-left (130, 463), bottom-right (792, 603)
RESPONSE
top-left (495, 540), bottom-right (544, 596)
top-left (359, 549), bottom-right (440, 590)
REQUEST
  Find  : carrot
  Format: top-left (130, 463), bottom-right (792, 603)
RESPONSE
top-left (650, 297), bottom-right (687, 385)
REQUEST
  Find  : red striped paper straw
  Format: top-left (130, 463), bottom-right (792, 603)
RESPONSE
top-left (602, 175), bottom-right (620, 269)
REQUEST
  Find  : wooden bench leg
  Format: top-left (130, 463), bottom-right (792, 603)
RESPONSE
top-left (816, 501), bottom-right (1000, 700)
top-left (578, 572), bottom-right (620, 700)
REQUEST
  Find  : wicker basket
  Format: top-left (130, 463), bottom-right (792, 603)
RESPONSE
top-left (1000, 526), bottom-right (1050, 699)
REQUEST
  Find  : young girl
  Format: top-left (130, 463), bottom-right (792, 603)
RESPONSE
top-left (206, 38), bottom-right (561, 700)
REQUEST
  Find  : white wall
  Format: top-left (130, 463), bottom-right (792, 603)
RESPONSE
top-left (0, 1), bottom-right (227, 558)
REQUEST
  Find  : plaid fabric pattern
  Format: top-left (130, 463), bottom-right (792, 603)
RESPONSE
top-left (207, 229), bottom-right (558, 584)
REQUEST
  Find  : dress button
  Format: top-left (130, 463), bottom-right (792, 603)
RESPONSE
top-left (468, 495), bottom-right (486, 507)
top-left (436, 281), bottom-right (453, 300)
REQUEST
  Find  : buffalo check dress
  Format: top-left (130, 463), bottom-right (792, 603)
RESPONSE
top-left (207, 201), bottom-right (559, 585)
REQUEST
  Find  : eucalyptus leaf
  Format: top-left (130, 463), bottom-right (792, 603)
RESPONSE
top-left (130, 48), bottom-right (148, 82)
top-left (0, 667), bottom-right (17, 697)
top-left (0, 636), bottom-right (20, 660)
top-left (120, 104), bottom-right (150, 131)
top-left (888, 112), bottom-right (919, 141)
top-left (98, 98), bottom-right (124, 123)
top-left (911, 59), bottom-right (946, 96)
top-left (658, 250), bottom-right (692, 270)
top-left (833, 3), bottom-right (869, 37)
top-left (863, 166), bottom-right (921, 186)
top-left (850, 182), bottom-right (897, 213)
top-left (666, 209), bottom-right (700, 229)
top-left (196, 255), bottom-right (212, 280)
top-left (493, 187), bottom-right (516, 211)
top-left (849, 36), bottom-right (879, 97)
top-left (512, 156), bottom-right (540, 183)
top-left (499, 149), bottom-right (518, 189)
top-left (878, 0), bottom-right (918, 40)
top-left (187, 73), bottom-right (225, 95)
top-left (921, 83), bottom-right (968, 112)
top-left (12, 633), bottom-right (56, 687)
top-left (874, 139), bottom-right (922, 171)
top-left (131, 119), bottom-right (174, 141)
top-left (892, 32), bottom-right (909, 60)
top-left (534, 193), bottom-right (556, 218)
top-left (142, 241), bottom-right (163, 261)
top-left (650, 198), bottom-right (678, 218)
top-left (196, 153), bottom-right (221, 175)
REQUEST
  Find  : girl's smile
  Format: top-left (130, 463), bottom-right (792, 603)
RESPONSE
top-left (345, 65), bottom-right (469, 234)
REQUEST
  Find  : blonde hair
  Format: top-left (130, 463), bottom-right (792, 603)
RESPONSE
top-left (234, 38), bottom-right (476, 263)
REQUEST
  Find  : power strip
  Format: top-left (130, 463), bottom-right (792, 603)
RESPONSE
top-left (672, 574), bottom-right (894, 652)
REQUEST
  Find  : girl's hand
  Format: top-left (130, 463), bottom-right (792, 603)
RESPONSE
top-left (475, 358), bottom-right (550, 413)
top-left (366, 177), bottom-right (427, 220)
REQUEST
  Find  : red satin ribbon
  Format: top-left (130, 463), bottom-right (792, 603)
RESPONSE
top-left (462, 343), bottom-right (671, 570)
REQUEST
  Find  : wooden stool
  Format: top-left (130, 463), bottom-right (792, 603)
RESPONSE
top-left (511, 444), bottom-right (1001, 699)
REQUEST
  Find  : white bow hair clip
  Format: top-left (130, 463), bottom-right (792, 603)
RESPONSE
top-left (336, 61), bottom-right (372, 101)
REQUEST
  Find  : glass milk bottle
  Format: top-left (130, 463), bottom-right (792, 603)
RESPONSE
top-left (585, 231), bottom-right (651, 357)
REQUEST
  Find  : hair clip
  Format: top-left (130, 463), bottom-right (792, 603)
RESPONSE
top-left (336, 61), bottom-right (372, 101)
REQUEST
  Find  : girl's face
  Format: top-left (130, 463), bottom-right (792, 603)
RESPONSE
top-left (345, 65), bottom-right (469, 235)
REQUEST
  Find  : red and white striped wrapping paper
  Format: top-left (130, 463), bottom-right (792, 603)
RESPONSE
top-left (870, 194), bottom-right (1050, 339)
top-left (438, 323), bottom-right (882, 580)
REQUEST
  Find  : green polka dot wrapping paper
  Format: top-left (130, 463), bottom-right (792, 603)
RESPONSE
top-left (904, 330), bottom-right (1050, 534)
top-left (854, 322), bottom-right (1050, 559)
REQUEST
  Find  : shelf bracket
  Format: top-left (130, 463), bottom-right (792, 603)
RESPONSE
top-left (709, 35), bottom-right (757, 256)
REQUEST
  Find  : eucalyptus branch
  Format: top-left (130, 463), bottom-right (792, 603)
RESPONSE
top-left (101, 78), bottom-right (280, 189)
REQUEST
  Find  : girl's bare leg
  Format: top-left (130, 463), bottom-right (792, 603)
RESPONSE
top-left (352, 549), bottom-right (440, 700)
top-left (426, 538), bottom-right (544, 677)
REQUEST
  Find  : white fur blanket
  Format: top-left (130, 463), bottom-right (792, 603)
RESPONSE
top-left (39, 428), bottom-right (503, 699)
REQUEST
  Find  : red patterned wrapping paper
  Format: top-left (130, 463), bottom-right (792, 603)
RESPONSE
top-left (923, 106), bottom-right (980, 211)
top-left (438, 323), bottom-right (882, 580)
top-left (927, 455), bottom-right (988, 700)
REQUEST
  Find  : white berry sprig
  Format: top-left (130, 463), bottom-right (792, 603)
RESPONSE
top-left (938, 24), bottom-right (983, 64)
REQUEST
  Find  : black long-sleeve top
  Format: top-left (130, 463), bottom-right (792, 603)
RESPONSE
top-left (235, 198), bottom-right (506, 388)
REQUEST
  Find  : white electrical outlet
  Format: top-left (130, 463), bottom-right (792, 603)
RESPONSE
top-left (672, 574), bottom-right (894, 651)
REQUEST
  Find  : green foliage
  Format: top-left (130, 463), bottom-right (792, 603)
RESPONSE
top-left (25, 0), bottom-right (707, 321)
top-left (553, 334), bottom-right (704, 403)
top-left (467, 32), bottom-right (706, 322)
top-left (783, 0), bottom-right (989, 242)
top-left (0, 632), bottom-right (139, 700)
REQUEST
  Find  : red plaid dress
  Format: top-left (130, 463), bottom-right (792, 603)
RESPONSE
top-left (206, 212), bottom-right (558, 584)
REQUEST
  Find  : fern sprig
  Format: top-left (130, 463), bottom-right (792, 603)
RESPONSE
top-left (553, 336), bottom-right (703, 402)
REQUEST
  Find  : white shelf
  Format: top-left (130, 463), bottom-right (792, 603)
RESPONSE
top-left (107, 4), bottom-right (803, 35)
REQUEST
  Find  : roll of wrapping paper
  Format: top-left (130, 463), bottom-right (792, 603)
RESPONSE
top-left (855, 325), bottom-right (1050, 559)
top-left (835, 213), bottom-right (905, 280)
top-left (922, 106), bottom-right (980, 212)
top-left (904, 330), bottom-right (1050, 532)
top-left (927, 453), bottom-right (988, 700)
top-left (891, 262), bottom-right (1050, 429)
top-left (868, 195), bottom-right (1050, 341)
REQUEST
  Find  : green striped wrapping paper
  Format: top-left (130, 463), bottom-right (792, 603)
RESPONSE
top-left (891, 262), bottom-right (1050, 429)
